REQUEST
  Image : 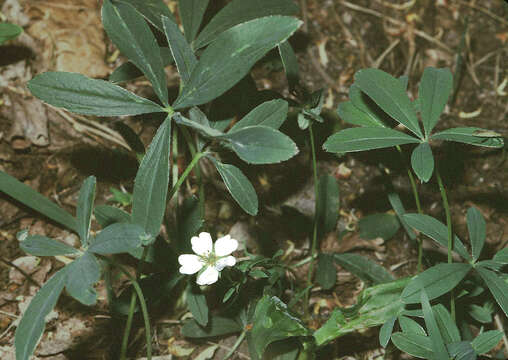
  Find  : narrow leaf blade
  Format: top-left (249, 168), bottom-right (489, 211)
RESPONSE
top-left (466, 207), bottom-right (486, 262)
top-left (323, 127), bottom-right (420, 153)
top-left (431, 127), bottom-right (504, 148)
top-left (132, 117), bottom-right (171, 238)
top-left (88, 223), bottom-right (146, 254)
top-left (334, 253), bottom-right (394, 284)
top-left (355, 68), bottom-right (422, 138)
top-left (476, 267), bottom-right (508, 318)
top-left (186, 285), bottom-right (209, 326)
top-left (102, 0), bottom-right (168, 105)
top-left (316, 253), bottom-right (337, 290)
top-left (278, 41), bottom-right (299, 90)
top-left (471, 330), bottom-right (503, 355)
top-left (18, 234), bottom-right (79, 256)
top-left (391, 332), bottom-right (434, 359)
top-left (316, 175), bottom-right (340, 235)
top-left (66, 252), bottom-right (100, 305)
top-left (178, 0), bottom-right (209, 43)
top-left (419, 67), bottom-right (453, 136)
top-left (76, 176), bottom-right (96, 246)
top-left (410, 142), bottom-right (434, 182)
top-left (115, 0), bottom-right (176, 31)
top-left (28, 72), bottom-right (163, 116)
top-left (229, 99), bottom-right (289, 132)
top-left (0, 23), bottom-right (23, 44)
top-left (420, 290), bottom-right (449, 360)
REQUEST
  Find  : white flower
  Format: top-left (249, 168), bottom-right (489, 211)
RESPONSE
top-left (178, 232), bottom-right (238, 285)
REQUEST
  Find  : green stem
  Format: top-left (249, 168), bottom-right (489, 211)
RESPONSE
top-left (101, 255), bottom-right (152, 360)
top-left (223, 330), bottom-right (246, 360)
top-left (120, 247), bottom-right (148, 360)
top-left (180, 127), bottom-right (205, 217)
top-left (435, 166), bottom-right (455, 320)
top-left (305, 124), bottom-right (319, 317)
top-left (168, 150), bottom-right (204, 201)
top-left (396, 145), bottom-right (423, 272)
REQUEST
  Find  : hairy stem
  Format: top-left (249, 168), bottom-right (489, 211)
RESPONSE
top-left (168, 150), bottom-right (204, 201)
top-left (180, 127), bottom-right (205, 217)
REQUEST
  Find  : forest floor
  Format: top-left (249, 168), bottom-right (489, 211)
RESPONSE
top-left (0, 0), bottom-right (507, 359)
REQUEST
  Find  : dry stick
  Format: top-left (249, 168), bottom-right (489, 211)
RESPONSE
top-left (494, 314), bottom-right (508, 357)
top-left (306, 47), bottom-right (342, 93)
top-left (340, 0), bottom-right (453, 53)
top-left (456, 0), bottom-right (508, 26)
top-left (372, 39), bottom-right (400, 69)
top-left (0, 257), bottom-right (41, 288)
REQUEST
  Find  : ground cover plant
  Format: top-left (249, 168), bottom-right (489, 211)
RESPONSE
top-left (0, 0), bottom-right (507, 359)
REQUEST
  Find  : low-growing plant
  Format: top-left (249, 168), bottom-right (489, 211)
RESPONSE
top-left (1, 1), bottom-right (506, 360)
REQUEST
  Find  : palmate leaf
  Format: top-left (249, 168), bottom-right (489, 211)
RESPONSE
top-left (323, 127), bottom-right (420, 153)
top-left (399, 316), bottom-right (426, 335)
top-left (387, 192), bottom-right (416, 241)
top-left (354, 68), bottom-right (423, 138)
top-left (173, 113), bottom-right (224, 138)
top-left (391, 332), bottom-right (434, 359)
top-left (162, 16), bottom-right (197, 85)
top-left (93, 205), bottom-right (131, 228)
top-left (76, 176), bottom-right (96, 247)
top-left (379, 317), bottom-right (397, 348)
top-left (102, 0), bottom-right (168, 105)
top-left (401, 263), bottom-right (472, 304)
top-left (131, 116), bottom-right (171, 239)
top-left (419, 67), bottom-right (453, 137)
top-left (433, 304), bottom-right (460, 344)
top-left (420, 290), bottom-right (449, 360)
top-left (0, 170), bottom-right (77, 232)
top-left (186, 285), bottom-right (209, 326)
top-left (220, 126), bottom-right (299, 164)
top-left (28, 72), bottom-right (164, 116)
top-left (173, 16), bottom-right (302, 109)
top-left (410, 142), bottom-right (434, 182)
top-left (88, 223), bottom-right (146, 254)
top-left (431, 127), bottom-right (504, 148)
top-left (15, 267), bottom-right (68, 360)
top-left (402, 213), bottom-right (472, 261)
top-left (334, 253), bottom-right (394, 284)
top-left (114, 0), bottom-right (176, 32)
top-left (211, 159), bottom-right (258, 215)
top-left (347, 84), bottom-right (387, 127)
top-left (178, 0), bottom-right (209, 43)
top-left (316, 253), bottom-right (337, 290)
top-left (466, 207), bottom-right (486, 262)
top-left (18, 233), bottom-right (80, 256)
top-left (229, 99), bottom-right (289, 132)
top-left (192, 0), bottom-right (299, 50)
top-left (493, 247), bottom-right (508, 264)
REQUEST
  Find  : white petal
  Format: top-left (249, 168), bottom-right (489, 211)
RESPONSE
top-left (215, 256), bottom-right (236, 271)
top-left (178, 254), bottom-right (204, 274)
top-left (214, 235), bottom-right (238, 257)
top-left (191, 232), bottom-right (213, 256)
top-left (196, 266), bottom-right (219, 285)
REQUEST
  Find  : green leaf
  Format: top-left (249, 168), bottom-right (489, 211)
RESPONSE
top-left (114, 0), bottom-right (176, 32)
top-left (337, 101), bottom-right (385, 128)
top-left (379, 317), bottom-right (397, 348)
top-left (229, 99), bottom-right (289, 132)
top-left (316, 175), bottom-right (340, 236)
top-left (0, 170), bottom-right (77, 232)
top-left (15, 267), bottom-right (68, 360)
top-left (314, 278), bottom-right (410, 346)
top-left (354, 68), bottom-right (423, 138)
top-left (471, 330), bottom-right (502, 354)
top-left (173, 16), bottom-right (302, 109)
top-left (359, 213), bottom-right (400, 240)
top-left (399, 316), bottom-right (426, 336)
top-left (334, 253), bottom-right (394, 284)
top-left (316, 253), bottom-right (337, 290)
top-left (109, 47), bottom-right (174, 84)
top-left (211, 160), bottom-right (258, 216)
top-left (419, 67), bottom-right (453, 137)
top-left (447, 341), bottom-right (476, 360)
top-left (466, 207), bottom-right (486, 262)
top-left (173, 113), bottom-right (224, 138)
top-left (178, 0), bottom-right (209, 43)
top-left (347, 84), bottom-right (387, 127)
top-left (421, 290), bottom-right (449, 360)
top-left (0, 22), bottom-right (23, 45)
top-left (278, 41), bottom-right (299, 90)
top-left (181, 316), bottom-right (242, 338)
top-left (192, 0), bottom-right (299, 49)
top-left (18, 233), bottom-right (79, 256)
top-left (468, 303), bottom-right (493, 323)
top-left (322, 127), bottom-right (420, 153)
top-left (251, 295), bottom-right (309, 358)
top-left (177, 196), bottom-right (204, 252)
top-left (162, 16), bottom-right (197, 85)
top-left (186, 285), bottom-right (209, 326)
top-left (220, 126), bottom-right (299, 164)
top-left (132, 117), bottom-right (171, 238)
top-left (65, 252), bottom-right (100, 305)
top-left (102, 0), bottom-right (168, 105)
top-left (391, 332), bottom-right (434, 359)
top-left (401, 263), bottom-right (472, 304)
top-left (94, 205), bottom-right (131, 228)
top-left (493, 247), bottom-right (508, 264)
top-left (431, 127), bottom-right (504, 148)
top-left (88, 223), bottom-right (146, 254)
top-left (411, 142), bottom-right (434, 182)
top-left (76, 176), bottom-right (96, 247)
top-left (28, 72), bottom-right (163, 116)
top-left (433, 304), bottom-right (460, 344)
top-left (388, 192), bottom-right (416, 241)
top-left (476, 267), bottom-right (508, 318)
top-left (402, 213), bottom-right (472, 261)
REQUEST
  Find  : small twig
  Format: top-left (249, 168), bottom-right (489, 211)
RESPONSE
top-left (373, 0), bottom-right (416, 11)
top-left (0, 257), bottom-right (41, 288)
top-left (372, 39), bottom-right (400, 69)
top-left (494, 314), bottom-right (508, 358)
top-left (306, 47), bottom-right (341, 92)
top-left (299, 0), bottom-right (309, 33)
top-left (206, 340), bottom-right (250, 360)
top-left (457, 0), bottom-right (508, 26)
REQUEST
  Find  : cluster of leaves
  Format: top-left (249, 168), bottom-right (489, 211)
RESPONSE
top-left (0, 0), bottom-right (506, 359)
